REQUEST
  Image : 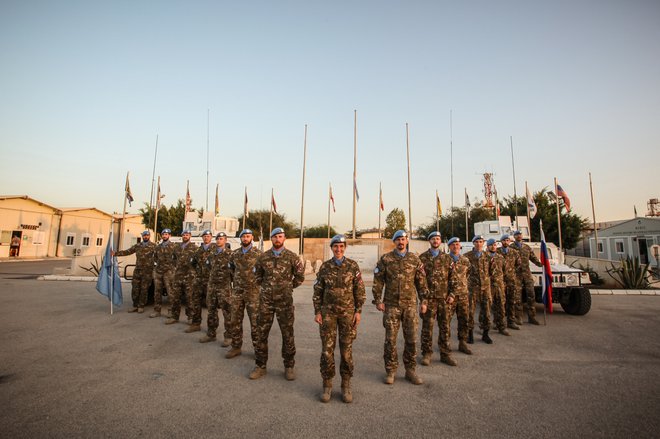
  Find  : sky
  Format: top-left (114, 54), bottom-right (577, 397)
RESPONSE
top-left (1, 0), bottom-right (659, 234)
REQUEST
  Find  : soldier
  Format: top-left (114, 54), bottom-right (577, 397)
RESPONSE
top-left (313, 235), bottom-right (366, 403)
top-left (486, 238), bottom-right (510, 336)
top-left (446, 237), bottom-right (473, 355)
top-left (372, 230), bottom-right (428, 385)
top-left (200, 232), bottom-right (233, 344)
top-left (419, 231), bottom-right (456, 366)
top-left (465, 235), bottom-right (493, 344)
top-left (513, 230), bottom-right (542, 325)
top-left (150, 228), bottom-right (176, 318)
top-left (227, 229), bottom-right (262, 359)
top-left (165, 230), bottom-right (198, 325)
top-left (498, 234), bottom-right (521, 330)
top-left (186, 229), bottom-right (216, 333)
top-left (249, 227), bottom-right (305, 381)
top-left (114, 230), bottom-right (155, 313)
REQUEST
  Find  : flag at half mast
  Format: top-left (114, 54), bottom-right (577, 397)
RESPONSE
top-left (329, 184), bottom-right (336, 213)
top-left (379, 185), bottom-right (384, 211)
top-left (436, 190), bottom-right (442, 216)
top-left (556, 184), bottom-right (571, 212)
top-left (125, 173), bottom-right (134, 207)
top-left (526, 185), bottom-right (537, 218)
top-left (271, 190), bottom-right (277, 214)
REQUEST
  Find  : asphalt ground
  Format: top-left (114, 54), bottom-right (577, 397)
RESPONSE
top-left (0, 259), bottom-right (70, 279)
top-left (1, 279), bottom-right (659, 438)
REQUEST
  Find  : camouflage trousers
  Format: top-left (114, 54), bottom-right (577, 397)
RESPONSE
top-left (319, 311), bottom-right (356, 380)
top-left (490, 282), bottom-right (507, 331)
top-left (168, 274), bottom-right (195, 321)
top-left (190, 278), bottom-right (209, 326)
top-left (517, 274), bottom-right (537, 319)
top-left (130, 268), bottom-right (152, 308)
top-left (230, 290), bottom-right (259, 350)
top-left (420, 298), bottom-right (450, 356)
top-left (468, 289), bottom-right (492, 332)
top-left (206, 284), bottom-right (231, 339)
top-left (254, 297), bottom-right (295, 368)
top-left (504, 281), bottom-right (520, 325)
top-left (152, 270), bottom-right (174, 313)
top-left (448, 294), bottom-right (470, 345)
top-left (383, 305), bottom-right (418, 373)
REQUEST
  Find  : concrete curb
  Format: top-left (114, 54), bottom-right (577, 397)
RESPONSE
top-left (590, 289), bottom-right (659, 296)
top-left (39, 275), bottom-right (130, 283)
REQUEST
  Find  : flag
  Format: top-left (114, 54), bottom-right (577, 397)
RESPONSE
top-left (215, 184), bottom-right (220, 216)
top-left (634, 205), bottom-right (638, 217)
top-left (329, 184), bottom-right (336, 213)
top-left (379, 185), bottom-right (384, 211)
top-left (494, 187), bottom-right (500, 218)
top-left (185, 181), bottom-right (191, 212)
top-left (526, 185), bottom-right (537, 218)
top-left (354, 178), bottom-right (360, 202)
top-left (156, 177), bottom-right (165, 209)
top-left (244, 187), bottom-right (249, 218)
top-left (96, 231), bottom-right (123, 307)
top-left (436, 190), bottom-right (442, 216)
top-left (465, 189), bottom-right (470, 208)
top-left (539, 221), bottom-right (553, 313)
top-left (556, 184), bottom-right (571, 212)
top-left (271, 190), bottom-right (278, 214)
top-left (125, 173), bottom-right (134, 207)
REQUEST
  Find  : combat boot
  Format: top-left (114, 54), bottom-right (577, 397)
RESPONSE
top-left (482, 330), bottom-right (493, 344)
top-left (320, 379), bottom-right (332, 403)
top-left (383, 371), bottom-right (395, 385)
top-left (164, 318), bottom-right (178, 325)
top-left (458, 341), bottom-right (473, 355)
top-left (508, 321), bottom-right (520, 330)
top-left (199, 334), bottom-right (216, 343)
top-left (285, 367), bottom-right (296, 381)
top-left (184, 324), bottom-right (201, 333)
top-left (528, 316), bottom-right (540, 325)
top-left (137, 307), bottom-right (145, 314)
top-left (515, 317), bottom-right (523, 326)
top-left (405, 370), bottom-right (423, 385)
top-left (249, 366), bottom-right (266, 380)
top-left (467, 330), bottom-right (474, 344)
top-left (341, 377), bottom-right (352, 403)
top-left (499, 328), bottom-right (511, 336)
top-left (149, 311), bottom-right (161, 318)
top-left (225, 348), bottom-right (241, 359)
top-left (441, 354), bottom-right (457, 366)
top-left (420, 353), bottom-right (432, 366)
top-left (127, 307), bottom-right (138, 313)
top-left (221, 338), bottom-right (232, 347)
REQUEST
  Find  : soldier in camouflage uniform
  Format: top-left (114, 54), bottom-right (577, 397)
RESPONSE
top-left (313, 235), bottom-right (366, 403)
top-left (226, 229), bottom-right (262, 359)
top-left (186, 229), bottom-right (216, 333)
top-left (419, 231), bottom-right (456, 366)
top-left (114, 230), bottom-right (155, 313)
top-left (200, 232), bottom-right (233, 344)
top-left (465, 235), bottom-right (493, 344)
top-left (150, 228), bottom-right (176, 318)
top-left (487, 239), bottom-right (510, 336)
top-left (165, 230), bottom-right (198, 325)
top-left (513, 230), bottom-right (542, 325)
top-left (372, 230), bottom-right (428, 385)
top-left (447, 237), bottom-right (473, 355)
top-left (249, 227), bottom-right (305, 381)
top-left (497, 234), bottom-right (521, 330)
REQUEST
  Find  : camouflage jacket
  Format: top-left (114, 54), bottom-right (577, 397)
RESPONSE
top-left (153, 240), bottom-right (177, 273)
top-left (173, 241), bottom-right (198, 277)
top-left (193, 243), bottom-right (217, 283)
top-left (313, 257), bottom-right (366, 315)
top-left (115, 241), bottom-right (155, 272)
top-left (447, 254), bottom-right (471, 298)
top-left (208, 247), bottom-right (233, 288)
top-left (230, 245), bottom-right (262, 292)
top-left (372, 250), bottom-right (428, 307)
top-left (497, 247), bottom-right (521, 287)
top-left (487, 251), bottom-right (505, 291)
top-left (419, 249), bottom-right (452, 299)
top-left (254, 247), bottom-right (305, 299)
top-left (513, 241), bottom-right (542, 276)
top-left (465, 250), bottom-right (491, 296)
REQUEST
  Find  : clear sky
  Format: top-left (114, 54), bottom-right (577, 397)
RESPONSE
top-left (1, 0), bottom-right (659, 234)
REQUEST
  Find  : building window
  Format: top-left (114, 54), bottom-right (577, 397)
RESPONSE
top-left (66, 234), bottom-right (75, 246)
top-left (96, 235), bottom-right (103, 246)
top-left (597, 241), bottom-right (603, 253)
top-left (82, 235), bottom-right (91, 247)
top-left (615, 240), bottom-right (624, 254)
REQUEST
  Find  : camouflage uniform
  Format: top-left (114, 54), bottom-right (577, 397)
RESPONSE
top-left (313, 257), bottom-right (366, 381)
top-left (465, 250), bottom-right (492, 333)
top-left (419, 249), bottom-right (452, 357)
top-left (514, 241), bottom-right (542, 320)
top-left (372, 251), bottom-right (428, 374)
top-left (447, 254), bottom-right (471, 344)
top-left (115, 241), bottom-right (155, 309)
top-left (206, 246), bottom-right (233, 338)
top-left (487, 250), bottom-right (507, 331)
top-left (168, 241), bottom-right (198, 321)
top-left (498, 246), bottom-right (521, 325)
top-left (253, 248), bottom-right (305, 369)
top-left (152, 240), bottom-right (176, 313)
top-left (191, 243), bottom-right (217, 326)
top-left (229, 245), bottom-right (262, 350)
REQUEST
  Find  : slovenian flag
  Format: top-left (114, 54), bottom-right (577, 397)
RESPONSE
top-left (539, 221), bottom-right (553, 313)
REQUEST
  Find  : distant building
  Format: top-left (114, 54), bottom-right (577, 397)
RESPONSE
top-left (589, 217), bottom-right (660, 265)
top-left (58, 208), bottom-right (113, 257)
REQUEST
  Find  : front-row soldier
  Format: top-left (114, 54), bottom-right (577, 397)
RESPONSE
top-left (486, 238), bottom-right (510, 336)
top-left (113, 230), bottom-right (155, 314)
top-left (200, 232), bottom-right (233, 345)
top-left (465, 235), bottom-right (493, 344)
top-left (186, 230), bottom-right (216, 334)
top-left (447, 237), bottom-right (473, 356)
top-left (372, 230), bottom-right (428, 386)
top-left (512, 230), bottom-right (542, 325)
top-left (249, 227), bottom-right (305, 381)
top-left (151, 228), bottom-right (176, 318)
top-left (313, 235), bottom-right (365, 404)
top-left (165, 230), bottom-right (197, 325)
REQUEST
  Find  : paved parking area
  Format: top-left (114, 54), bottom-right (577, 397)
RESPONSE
top-left (1, 278), bottom-right (659, 438)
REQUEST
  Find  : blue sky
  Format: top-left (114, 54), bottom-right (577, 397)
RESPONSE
top-left (1, 0), bottom-right (659, 233)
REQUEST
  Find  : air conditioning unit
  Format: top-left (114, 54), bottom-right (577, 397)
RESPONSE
top-left (73, 248), bottom-right (82, 256)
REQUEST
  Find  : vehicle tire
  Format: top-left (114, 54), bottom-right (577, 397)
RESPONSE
top-left (561, 287), bottom-right (591, 315)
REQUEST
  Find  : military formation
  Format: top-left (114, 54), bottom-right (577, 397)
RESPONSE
top-left (114, 226), bottom-right (543, 404)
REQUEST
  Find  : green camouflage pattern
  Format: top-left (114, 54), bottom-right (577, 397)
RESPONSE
top-left (487, 251), bottom-right (507, 331)
top-left (168, 241), bottom-right (198, 320)
top-left (115, 241), bottom-right (156, 308)
top-left (465, 250), bottom-right (492, 332)
top-left (229, 245), bottom-right (262, 350)
top-left (372, 251), bottom-right (428, 307)
top-left (513, 241), bottom-right (542, 320)
top-left (206, 247), bottom-right (233, 338)
top-left (190, 243), bottom-right (217, 325)
top-left (419, 249), bottom-right (452, 356)
top-left (152, 240), bottom-right (176, 312)
top-left (497, 247), bottom-right (522, 325)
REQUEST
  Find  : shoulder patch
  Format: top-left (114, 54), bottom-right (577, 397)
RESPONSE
top-left (374, 267), bottom-right (379, 274)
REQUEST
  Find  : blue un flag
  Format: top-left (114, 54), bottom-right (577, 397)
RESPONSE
top-left (96, 232), bottom-right (123, 307)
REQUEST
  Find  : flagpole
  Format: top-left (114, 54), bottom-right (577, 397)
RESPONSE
top-left (450, 110), bottom-right (454, 236)
top-left (378, 182), bottom-right (382, 239)
top-left (206, 109), bottom-right (210, 212)
top-left (327, 183), bottom-right (332, 239)
top-left (525, 181), bottom-right (532, 241)
top-left (540, 220), bottom-right (547, 325)
top-left (154, 176), bottom-right (161, 238)
top-left (148, 135), bottom-right (158, 242)
top-left (300, 124), bottom-right (308, 256)
top-left (215, 183), bottom-right (219, 216)
top-left (352, 110), bottom-right (357, 239)
top-left (243, 186), bottom-right (248, 230)
top-left (269, 187), bottom-right (274, 236)
top-left (119, 172), bottom-right (129, 251)
top-left (464, 187), bottom-right (469, 241)
top-left (554, 177), bottom-right (563, 252)
top-left (405, 123), bottom-right (413, 237)
top-left (589, 172), bottom-right (598, 258)
top-left (109, 228), bottom-right (114, 315)
top-left (436, 190), bottom-right (440, 233)
top-left (510, 136), bottom-right (519, 227)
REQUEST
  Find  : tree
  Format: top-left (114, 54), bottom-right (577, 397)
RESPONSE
top-left (383, 208), bottom-right (407, 239)
top-left (139, 199), bottom-right (192, 236)
top-left (236, 209), bottom-right (297, 240)
top-left (302, 224), bottom-right (338, 238)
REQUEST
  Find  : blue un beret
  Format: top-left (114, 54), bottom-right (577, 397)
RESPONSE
top-left (141, 230), bottom-right (150, 236)
top-left (447, 237), bottom-right (460, 246)
top-left (330, 234), bottom-right (347, 247)
top-left (487, 238), bottom-right (497, 246)
top-left (427, 231), bottom-right (441, 241)
top-left (270, 227), bottom-right (285, 238)
top-left (201, 229), bottom-right (212, 236)
top-left (392, 230), bottom-right (408, 241)
top-left (513, 230), bottom-right (522, 236)
top-left (181, 229), bottom-right (191, 235)
top-left (471, 235), bottom-right (484, 243)
top-left (239, 228), bottom-right (253, 238)
top-left (161, 228), bottom-right (171, 234)
top-left (500, 234), bottom-right (511, 241)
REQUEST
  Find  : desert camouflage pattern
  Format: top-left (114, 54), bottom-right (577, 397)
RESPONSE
top-left (206, 246), bottom-right (233, 338)
top-left (168, 240), bottom-right (198, 321)
top-left (419, 249), bottom-right (453, 356)
top-left (229, 245), bottom-right (262, 350)
top-left (498, 246), bottom-right (522, 325)
top-left (190, 242), bottom-right (216, 325)
top-left (465, 250), bottom-right (492, 332)
top-left (152, 240), bottom-right (176, 313)
top-left (115, 241), bottom-right (156, 308)
top-left (448, 254), bottom-right (471, 343)
top-left (487, 251), bottom-right (507, 331)
top-left (513, 241), bottom-right (542, 320)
